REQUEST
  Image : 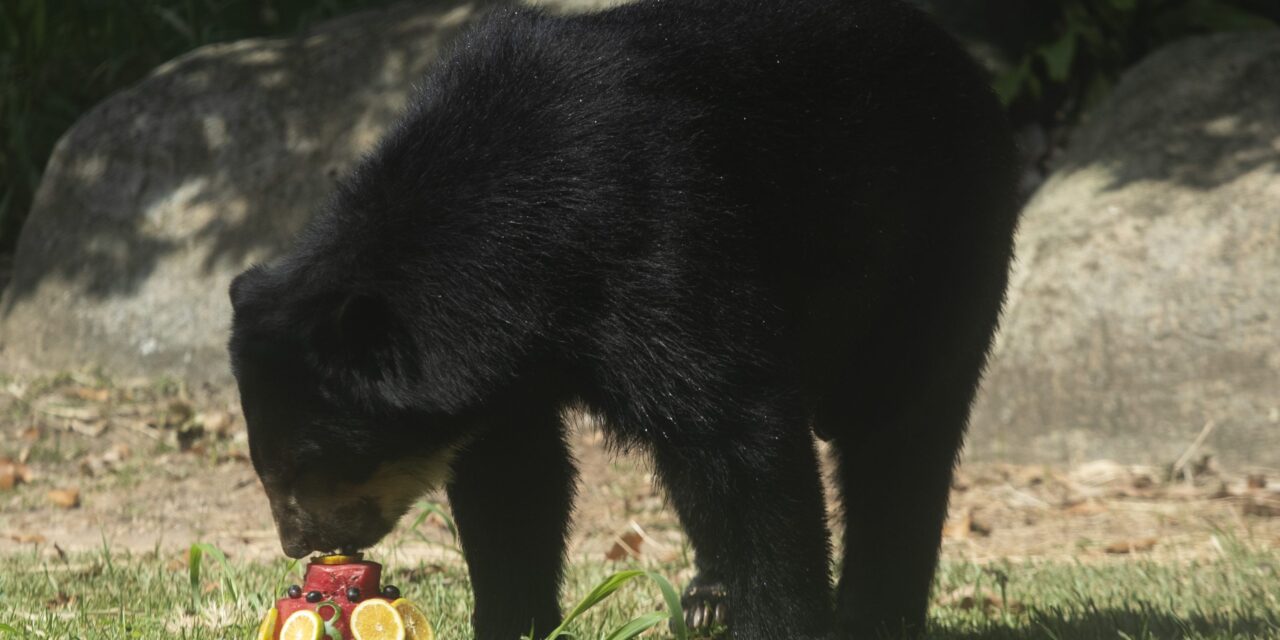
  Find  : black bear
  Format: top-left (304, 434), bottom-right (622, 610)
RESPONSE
top-left (228, 0), bottom-right (1019, 638)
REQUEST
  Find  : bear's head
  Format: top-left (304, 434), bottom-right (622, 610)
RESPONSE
top-left (228, 263), bottom-right (470, 558)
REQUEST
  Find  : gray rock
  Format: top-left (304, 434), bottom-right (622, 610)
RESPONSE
top-left (0, 0), bottom-right (485, 382)
top-left (968, 33), bottom-right (1280, 468)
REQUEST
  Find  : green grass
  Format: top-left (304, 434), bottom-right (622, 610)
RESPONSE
top-left (1, 542), bottom-right (1277, 639)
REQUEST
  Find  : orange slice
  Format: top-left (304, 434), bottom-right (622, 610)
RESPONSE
top-left (350, 598), bottom-right (405, 640)
top-left (279, 609), bottom-right (323, 640)
top-left (392, 598), bottom-right (434, 640)
top-left (255, 607), bottom-right (278, 640)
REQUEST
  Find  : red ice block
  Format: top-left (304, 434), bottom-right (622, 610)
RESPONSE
top-left (275, 555), bottom-right (385, 639)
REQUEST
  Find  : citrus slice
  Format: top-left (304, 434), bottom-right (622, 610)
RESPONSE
top-left (279, 609), bottom-right (323, 640)
top-left (255, 607), bottom-right (278, 640)
top-left (315, 552), bottom-right (363, 565)
top-left (350, 598), bottom-right (405, 640)
top-left (392, 598), bottom-right (434, 640)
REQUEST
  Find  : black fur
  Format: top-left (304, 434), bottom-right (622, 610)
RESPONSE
top-left (229, 0), bottom-right (1019, 638)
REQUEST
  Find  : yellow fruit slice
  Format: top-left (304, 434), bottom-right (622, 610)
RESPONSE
top-left (315, 553), bottom-right (363, 565)
top-left (255, 607), bottom-right (278, 640)
top-left (279, 609), bottom-right (323, 640)
top-left (392, 598), bottom-right (435, 640)
top-left (350, 598), bottom-right (405, 640)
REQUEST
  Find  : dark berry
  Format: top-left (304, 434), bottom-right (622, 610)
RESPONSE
top-left (287, 584), bottom-right (302, 599)
top-left (346, 587), bottom-right (361, 602)
top-left (305, 590), bottom-right (323, 603)
top-left (382, 585), bottom-right (401, 600)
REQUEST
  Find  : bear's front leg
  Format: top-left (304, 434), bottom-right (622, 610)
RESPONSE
top-left (446, 408), bottom-right (577, 640)
top-left (654, 423), bottom-right (833, 640)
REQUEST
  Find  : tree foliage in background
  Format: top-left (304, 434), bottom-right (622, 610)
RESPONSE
top-left (991, 0), bottom-right (1277, 127)
top-left (0, 0), bottom-right (397, 258)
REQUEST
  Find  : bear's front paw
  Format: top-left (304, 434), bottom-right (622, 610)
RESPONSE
top-left (679, 574), bottom-right (729, 637)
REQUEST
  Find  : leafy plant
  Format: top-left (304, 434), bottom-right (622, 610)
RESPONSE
top-left (994, 0), bottom-right (1276, 126)
top-left (188, 541), bottom-right (241, 609)
top-left (540, 569), bottom-right (689, 640)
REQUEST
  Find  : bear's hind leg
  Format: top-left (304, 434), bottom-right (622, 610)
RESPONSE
top-left (654, 422), bottom-right (833, 640)
top-left (828, 378), bottom-right (975, 639)
top-left (447, 408), bottom-right (577, 640)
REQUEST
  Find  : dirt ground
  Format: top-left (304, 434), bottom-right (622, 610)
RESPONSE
top-left (2, 375), bottom-right (1278, 567)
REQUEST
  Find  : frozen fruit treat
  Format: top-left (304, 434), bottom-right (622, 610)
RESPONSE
top-left (255, 554), bottom-right (433, 640)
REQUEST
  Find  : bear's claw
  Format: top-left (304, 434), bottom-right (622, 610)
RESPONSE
top-left (679, 575), bottom-right (729, 636)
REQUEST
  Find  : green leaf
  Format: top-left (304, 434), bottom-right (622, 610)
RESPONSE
top-left (602, 612), bottom-right (670, 640)
top-left (541, 569), bottom-right (690, 640)
top-left (992, 61), bottom-right (1030, 105)
top-left (0, 623), bottom-right (20, 635)
top-left (1107, 0), bottom-right (1137, 12)
top-left (645, 571), bottom-right (688, 640)
top-left (188, 542), bottom-right (242, 603)
top-left (188, 543), bottom-right (203, 595)
top-left (544, 570), bottom-right (648, 639)
top-left (1039, 30), bottom-right (1077, 82)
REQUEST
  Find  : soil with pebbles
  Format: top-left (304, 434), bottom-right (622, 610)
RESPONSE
top-left (2, 377), bottom-right (1277, 566)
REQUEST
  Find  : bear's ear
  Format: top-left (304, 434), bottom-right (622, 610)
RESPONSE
top-left (315, 292), bottom-right (404, 372)
top-left (229, 266), bottom-right (266, 311)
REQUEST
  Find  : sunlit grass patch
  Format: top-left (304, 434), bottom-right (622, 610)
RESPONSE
top-left (1, 538), bottom-right (1278, 639)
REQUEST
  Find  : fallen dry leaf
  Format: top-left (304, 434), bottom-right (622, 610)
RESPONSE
top-left (10, 533), bottom-right (48, 544)
top-left (166, 553), bottom-right (189, 572)
top-left (38, 404), bottom-right (101, 422)
top-left (46, 593), bottom-right (72, 609)
top-left (1061, 499), bottom-right (1107, 516)
top-left (944, 509), bottom-right (993, 539)
top-left (968, 510), bottom-right (994, 537)
top-left (67, 419), bottom-right (109, 438)
top-left (19, 426), bottom-right (42, 442)
top-left (1247, 474), bottom-right (1267, 490)
top-left (0, 458), bottom-right (33, 490)
top-left (48, 487), bottom-right (82, 509)
top-left (46, 592), bottom-right (74, 609)
top-left (1242, 494), bottom-right (1280, 518)
top-left (937, 585), bottom-right (1024, 615)
top-left (79, 444), bottom-right (131, 477)
top-left (1104, 538), bottom-right (1158, 554)
top-left (69, 387), bottom-right (111, 403)
top-left (195, 411), bottom-right (235, 439)
top-left (605, 530), bottom-right (644, 561)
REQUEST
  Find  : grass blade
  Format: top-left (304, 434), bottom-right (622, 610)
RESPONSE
top-left (645, 570), bottom-right (688, 640)
top-left (544, 569), bottom-right (647, 639)
top-left (187, 542), bottom-right (203, 608)
top-left (411, 500), bottom-right (459, 544)
top-left (188, 542), bottom-right (241, 603)
top-left (602, 611), bottom-right (669, 640)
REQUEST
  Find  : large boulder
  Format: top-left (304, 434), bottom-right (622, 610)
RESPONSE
top-left (967, 33), bottom-right (1280, 468)
top-left (0, 0), bottom-right (484, 382)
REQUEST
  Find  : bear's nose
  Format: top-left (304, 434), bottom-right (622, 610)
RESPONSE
top-left (280, 536), bottom-right (313, 559)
